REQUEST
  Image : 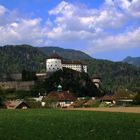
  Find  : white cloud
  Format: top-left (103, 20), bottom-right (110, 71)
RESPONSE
top-left (47, 0), bottom-right (140, 53)
top-left (48, 0), bottom-right (129, 36)
top-left (0, 0), bottom-right (140, 55)
top-left (129, 0), bottom-right (140, 17)
top-left (49, 1), bottom-right (126, 30)
top-left (0, 5), bottom-right (7, 15)
top-left (0, 6), bottom-right (48, 46)
top-left (49, 1), bottom-right (76, 17)
top-left (87, 27), bottom-right (140, 53)
top-left (116, 0), bottom-right (131, 9)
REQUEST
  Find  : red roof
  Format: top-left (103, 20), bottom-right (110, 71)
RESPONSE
top-left (62, 60), bottom-right (86, 65)
top-left (101, 95), bottom-right (114, 101)
top-left (48, 52), bottom-right (62, 59)
top-left (92, 74), bottom-right (101, 79)
top-left (45, 91), bottom-right (76, 101)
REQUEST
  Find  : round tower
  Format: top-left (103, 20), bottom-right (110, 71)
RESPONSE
top-left (46, 51), bottom-right (62, 72)
top-left (92, 74), bottom-right (101, 88)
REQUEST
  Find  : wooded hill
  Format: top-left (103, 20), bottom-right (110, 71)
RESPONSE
top-left (0, 45), bottom-right (139, 91)
top-left (0, 45), bottom-right (46, 73)
top-left (32, 68), bottom-right (102, 97)
top-left (85, 59), bottom-right (140, 91)
top-left (123, 56), bottom-right (140, 67)
top-left (38, 46), bottom-right (92, 60)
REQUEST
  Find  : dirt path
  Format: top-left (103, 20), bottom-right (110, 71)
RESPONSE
top-left (66, 107), bottom-right (140, 113)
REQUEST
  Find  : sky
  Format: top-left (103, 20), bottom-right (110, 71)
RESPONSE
top-left (0, 0), bottom-right (140, 61)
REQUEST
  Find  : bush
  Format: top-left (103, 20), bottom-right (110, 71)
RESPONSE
top-left (0, 98), bottom-right (3, 107)
top-left (43, 97), bottom-right (58, 108)
top-left (134, 93), bottom-right (140, 105)
top-left (26, 101), bottom-right (41, 108)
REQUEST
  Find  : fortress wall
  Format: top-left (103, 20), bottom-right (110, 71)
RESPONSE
top-left (0, 81), bottom-right (35, 90)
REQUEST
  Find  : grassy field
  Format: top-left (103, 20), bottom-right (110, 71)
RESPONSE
top-left (0, 109), bottom-right (140, 140)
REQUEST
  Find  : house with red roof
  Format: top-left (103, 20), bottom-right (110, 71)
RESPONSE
top-left (4, 100), bottom-right (30, 109)
top-left (43, 86), bottom-right (76, 108)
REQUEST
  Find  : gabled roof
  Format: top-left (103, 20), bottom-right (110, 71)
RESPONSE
top-left (44, 91), bottom-right (76, 101)
top-left (101, 95), bottom-right (114, 101)
top-left (62, 60), bottom-right (86, 65)
top-left (92, 74), bottom-right (101, 79)
top-left (48, 52), bottom-right (62, 59)
top-left (4, 100), bottom-right (29, 109)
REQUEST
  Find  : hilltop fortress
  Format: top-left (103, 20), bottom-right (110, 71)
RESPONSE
top-left (0, 51), bottom-right (89, 90)
top-left (46, 51), bottom-right (87, 73)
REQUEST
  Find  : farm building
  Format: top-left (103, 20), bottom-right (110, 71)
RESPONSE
top-left (4, 100), bottom-right (30, 109)
top-left (43, 90), bottom-right (76, 108)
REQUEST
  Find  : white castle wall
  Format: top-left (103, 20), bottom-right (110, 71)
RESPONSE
top-left (46, 55), bottom-right (87, 73)
top-left (62, 64), bottom-right (83, 72)
top-left (83, 65), bottom-right (87, 73)
top-left (46, 58), bottom-right (62, 72)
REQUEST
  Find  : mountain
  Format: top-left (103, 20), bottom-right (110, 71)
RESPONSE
top-left (0, 45), bottom-right (139, 91)
top-left (123, 56), bottom-right (140, 67)
top-left (38, 46), bottom-right (92, 60)
top-left (0, 45), bottom-right (46, 73)
top-left (0, 45), bottom-right (91, 73)
top-left (85, 58), bottom-right (140, 91)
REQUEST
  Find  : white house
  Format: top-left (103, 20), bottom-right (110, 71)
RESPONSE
top-left (43, 90), bottom-right (76, 108)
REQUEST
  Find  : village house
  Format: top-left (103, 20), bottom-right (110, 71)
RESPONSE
top-left (43, 85), bottom-right (76, 108)
top-left (100, 94), bottom-right (115, 107)
top-left (4, 100), bottom-right (30, 109)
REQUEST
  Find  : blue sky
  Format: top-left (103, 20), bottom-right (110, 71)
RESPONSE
top-left (0, 0), bottom-right (140, 61)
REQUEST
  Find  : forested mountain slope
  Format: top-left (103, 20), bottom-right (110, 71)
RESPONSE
top-left (38, 46), bottom-right (92, 60)
top-left (0, 45), bottom-right (46, 73)
top-left (123, 56), bottom-right (140, 67)
top-left (0, 45), bottom-right (139, 91)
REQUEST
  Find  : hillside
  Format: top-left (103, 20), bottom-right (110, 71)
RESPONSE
top-left (0, 45), bottom-right (46, 73)
top-left (0, 45), bottom-right (139, 91)
top-left (32, 68), bottom-right (101, 97)
top-left (0, 45), bottom-right (92, 73)
top-left (85, 59), bottom-right (140, 91)
top-left (123, 56), bottom-right (140, 67)
top-left (38, 46), bottom-right (92, 60)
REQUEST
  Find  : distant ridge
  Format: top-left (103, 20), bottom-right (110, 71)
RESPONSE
top-left (123, 56), bottom-right (140, 67)
top-left (38, 46), bottom-right (92, 60)
top-left (0, 44), bottom-right (139, 91)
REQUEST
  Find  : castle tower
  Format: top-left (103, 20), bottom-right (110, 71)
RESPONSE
top-left (92, 74), bottom-right (101, 88)
top-left (46, 50), bottom-right (62, 72)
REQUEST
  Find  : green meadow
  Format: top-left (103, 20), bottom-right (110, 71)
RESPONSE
top-left (0, 109), bottom-right (140, 140)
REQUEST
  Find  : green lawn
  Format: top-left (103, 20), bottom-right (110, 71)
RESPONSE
top-left (0, 109), bottom-right (140, 140)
